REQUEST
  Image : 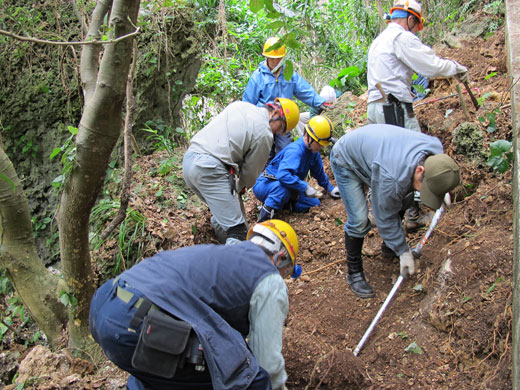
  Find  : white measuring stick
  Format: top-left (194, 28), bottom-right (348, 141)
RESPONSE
top-left (353, 274), bottom-right (404, 356)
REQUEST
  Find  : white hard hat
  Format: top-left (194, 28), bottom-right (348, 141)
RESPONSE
top-left (392, 0), bottom-right (422, 14)
top-left (319, 85), bottom-right (336, 104)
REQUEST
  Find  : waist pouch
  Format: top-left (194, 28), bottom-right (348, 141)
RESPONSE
top-left (132, 308), bottom-right (192, 378)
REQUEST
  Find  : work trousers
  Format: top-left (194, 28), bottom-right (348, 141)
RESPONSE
top-left (253, 176), bottom-right (320, 212)
top-left (89, 278), bottom-right (213, 389)
top-left (330, 150), bottom-right (372, 239)
top-left (367, 101), bottom-right (421, 132)
top-left (183, 150), bottom-right (245, 232)
top-left (89, 278), bottom-right (272, 390)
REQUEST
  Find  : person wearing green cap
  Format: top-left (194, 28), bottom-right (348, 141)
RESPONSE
top-left (330, 124), bottom-right (460, 298)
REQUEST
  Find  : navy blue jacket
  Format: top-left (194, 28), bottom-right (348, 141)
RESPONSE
top-left (121, 242), bottom-right (278, 390)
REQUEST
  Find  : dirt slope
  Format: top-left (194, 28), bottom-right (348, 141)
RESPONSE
top-left (1, 26), bottom-right (512, 390)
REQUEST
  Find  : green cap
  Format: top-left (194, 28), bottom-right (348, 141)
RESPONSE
top-left (420, 154), bottom-right (460, 210)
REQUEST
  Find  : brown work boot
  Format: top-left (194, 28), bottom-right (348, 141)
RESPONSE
top-left (404, 204), bottom-right (433, 233)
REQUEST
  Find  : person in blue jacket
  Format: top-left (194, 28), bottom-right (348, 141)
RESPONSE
top-left (243, 37), bottom-right (328, 156)
top-left (89, 219), bottom-right (301, 390)
top-left (253, 115), bottom-right (340, 222)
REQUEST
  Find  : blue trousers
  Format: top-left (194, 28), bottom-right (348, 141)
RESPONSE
top-left (89, 278), bottom-right (272, 390)
top-left (253, 176), bottom-right (320, 212)
top-left (330, 150), bottom-right (372, 238)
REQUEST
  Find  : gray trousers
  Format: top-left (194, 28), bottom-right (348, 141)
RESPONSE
top-left (182, 150), bottom-right (246, 239)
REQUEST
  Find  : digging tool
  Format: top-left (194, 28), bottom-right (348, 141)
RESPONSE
top-left (413, 88), bottom-right (481, 108)
top-left (460, 78), bottom-right (480, 110)
top-left (353, 194), bottom-right (451, 356)
top-left (411, 193), bottom-right (451, 258)
top-left (229, 167), bottom-right (248, 229)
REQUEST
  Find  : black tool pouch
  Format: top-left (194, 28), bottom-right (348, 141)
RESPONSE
top-left (387, 94), bottom-right (405, 128)
top-left (131, 309), bottom-right (192, 378)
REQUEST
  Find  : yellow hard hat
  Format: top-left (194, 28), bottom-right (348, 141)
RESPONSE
top-left (275, 97), bottom-right (300, 132)
top-left (305, 115), bottom-right (334, 146)
top-left (263, 37), bottom-right (286, 58)
top-left (247, 219), bottom-right (299, 263)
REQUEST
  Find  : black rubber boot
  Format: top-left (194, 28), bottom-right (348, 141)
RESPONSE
top-left (381, 241), bottom-right (398, 259)
top-left (345, 232), bottom-right (375, 298)
top-left (225, 223), bottom-right (248, 245)
top-left (257, 205), bottom-right (274, 223)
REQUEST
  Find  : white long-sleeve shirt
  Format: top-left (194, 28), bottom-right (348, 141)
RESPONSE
top-left (367, 23), bottom-right (461, 103)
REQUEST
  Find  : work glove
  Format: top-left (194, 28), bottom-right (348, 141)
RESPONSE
top-left (329, 186), bottom-right (341, 199)
top-left (453, 61), bottom-right (469, 83)
top-left (320, 102), bottom-right (334, 111)
top-left (443, 193), bottom-right (452, 207)
top-left (305, 185), bottom-right (318, 198)
top-left (399, 250), bottom-right (415, 276)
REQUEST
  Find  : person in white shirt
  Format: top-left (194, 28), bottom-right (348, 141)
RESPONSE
top-left (367, 0), bottom-right (468, 132)
top-left (366, 0), bottom-right (467, 231)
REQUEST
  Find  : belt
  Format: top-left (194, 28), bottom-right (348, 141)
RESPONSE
top-left (116, 284), bottom-right (147, 309)
top-left (113, 278), bottom-right (158, 332)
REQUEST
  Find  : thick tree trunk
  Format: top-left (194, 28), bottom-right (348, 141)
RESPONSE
top-left (58, 0), bottom-right (141, 350)
top-left (0, 148), bottom-right (67, 345)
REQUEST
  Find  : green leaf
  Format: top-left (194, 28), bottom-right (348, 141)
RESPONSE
top-left (0, 173), bottom-right (16, 192)
top-left (191, 224), bottom-right (198, 235)
top-left (51, 175), bottom-right (65, 188)
top-left (264, 0), bottom-right (275, 12)
top-left (0, 322), bottom-right (8, 337)
top-left (334, 217), bottom-right (343, 226)
top-left (59, 291), bottom-right (77, 307)
top-left (283, 60), bottom-right (294, 81)
top-left (284, 33), bottom-right (300, 50)
top-left (67, 126), bottom-right (78, 135)
top-left (338, 66), bottom-right (361, 79)
top-left (249, 0), bottom-right (264, 13)
top-left (462, 295), bottom-right (472, 303)
top-left (266, 21), bottom-right (284, 30)
top-left (50, 147), bottom-right (62, 160)
top-left (486, 276), bottom-right (503, 294)
top-left (489, 140), bottom-right (511, 155)
top-left (405, 341), bottom-right (423, 354)
top-left (484, 72), bottom-right (497, 80)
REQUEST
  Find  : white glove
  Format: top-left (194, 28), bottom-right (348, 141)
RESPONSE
top-left (329, 186), bottom-right (341, 199)
top-left (305, 185), bottom-right (318, 198)
top-left (453, 61), bottom-right (468, 82)
top-left (399, 250), bottom-right (415, 276)
top-left (443, 193), bottom-right (452, 207)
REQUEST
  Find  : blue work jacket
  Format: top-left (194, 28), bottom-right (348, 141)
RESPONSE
top-left (265, 137), bottom-right (334, 194)
top-left (243, 62), bottom-right (325, 108)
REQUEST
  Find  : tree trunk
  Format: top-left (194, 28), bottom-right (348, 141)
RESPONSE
top-left (58, 0), bottom-right (141, 351)
top-left (0, 148), bottom-right (67, 345)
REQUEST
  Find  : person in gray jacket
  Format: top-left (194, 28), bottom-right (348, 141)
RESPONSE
top-left (330, 124), bottom-right (460, 298)
top-left (183, 98), bottom-right (299, 245)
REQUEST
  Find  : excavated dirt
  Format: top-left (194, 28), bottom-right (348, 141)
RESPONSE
top-left (1, 27), bottom-right (513, 390)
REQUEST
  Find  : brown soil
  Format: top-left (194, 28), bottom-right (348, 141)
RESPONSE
top-left (1, 26), bottom-right (512, 390)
